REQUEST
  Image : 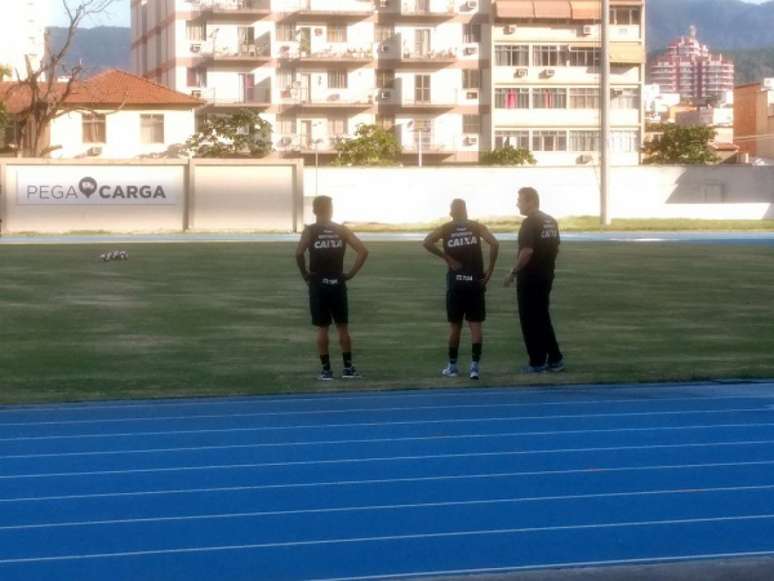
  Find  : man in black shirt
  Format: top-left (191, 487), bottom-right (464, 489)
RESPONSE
top-left (504, 187), bottom-right (564, 373)
top-left (296, 196), bottom-right (369, 381)
top-left (424, 199), bottom-right (499, 380)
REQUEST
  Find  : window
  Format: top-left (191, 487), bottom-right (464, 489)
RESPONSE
top-left (533, 88), bottom-right (567, 109)
top-left (495, 45), bottom-right (529, 67)
top-left (611, 130), bottom-right (639, 153)
top-left (186, 22), bottom-right (205, 42)
top-left (611, 88), bottom-right (640, 109)
top-left (413, 119), bottom-right (432, 147)
top-left (533, 45), bottom-right (565, 67)
top-left (532, 130), bottom-right (567, 151)
top-left (462, 70), bottom-right (480, 89)
top-left (610, 6), bottom-right (641, 25)
top-left (328, 117), bottom-right (346, 138)
top-left (567, 47), bottom-right (600, 67)
top-left (327, 71), bottom-right (348, 89)
top-left (495, 88), bottom-right (529, 109)
top-left (82, 113), bottom-right (106, 144)
top-left (415, 74), bottom-right (430, 103)
top-left (495, 130), bottom-right (529, 150)
top-left (415, 29), bottom-right (431, 56)
top-left (140, 114), bottom-right (164, 144)
top-left (570, 130), bottom-right (600, 152)
top-left (462, 114), bottom-right (480, 134)
top-left (376, 70), bottom-right (395, 89)
top-left (277, 69), bottom-right (293, 90)
top-left (237, 26), bottom-right (255, 51)
top-left (569, 88), bottom-right (599, 109)
top-left (463, 23), bottom-right (481, 44)
top-left (276, 24), bottom-right (295, 42)
top-left (375, 24), bottom-right (394, 43)
top-left (327, 25), bottom-right (347, 43)
top-left (277, 115), bottom-right (295, 136)
top-left (187, 67), bottom-right (206, 88)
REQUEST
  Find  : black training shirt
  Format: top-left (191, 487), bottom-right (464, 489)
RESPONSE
top-left (518, 211), bottom-right (560, 279)
top-left (441, 220), bottom-right (485, 286)
top-left (306, 222), bottom-right (347, 278)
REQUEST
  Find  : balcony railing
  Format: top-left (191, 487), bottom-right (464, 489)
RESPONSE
top-left (276, 134), bottom-right (351, 151)
top-left (399, 0), bottom-right (455, 16)
top-left (194, 0), bottom-right (271, 13)
top-left (400, 47), bottom-right (458, 62)
top-left (199, 87), bottom-right (272, 106)
top-left (276, 44), bottom-right (374, 61)
top-left (276, 0), bottom-right (376, 14)
top-left (203, 42), bottom-right (272, 60)
top-left (279, 88), bottom-right (378, 106)
top-left (377, 88), bottom-right (467, 108)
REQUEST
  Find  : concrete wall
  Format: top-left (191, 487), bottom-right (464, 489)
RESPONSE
top-left (302, 166), bottom-right (774, 224)
top-left (0, 159), bottom-right (303, 234)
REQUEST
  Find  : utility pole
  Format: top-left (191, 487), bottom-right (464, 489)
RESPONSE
top-left (600, 0), bottom-right (612, 226)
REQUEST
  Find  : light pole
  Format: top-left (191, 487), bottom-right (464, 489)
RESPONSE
top-left (600, 0), bottom-right (611, 226)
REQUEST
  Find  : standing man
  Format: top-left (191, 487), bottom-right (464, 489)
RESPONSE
top-left (424, 199), bottom-right (499, 380)
top-left (296, 195), bottom-right (369, 381)
top-left (505, 187), bottom-right (564, 373)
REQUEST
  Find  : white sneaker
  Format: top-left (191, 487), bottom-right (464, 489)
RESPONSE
top-left (469, 362), bottom-right (480, 380)
top-left (442, 363), bottom-right (459, 377)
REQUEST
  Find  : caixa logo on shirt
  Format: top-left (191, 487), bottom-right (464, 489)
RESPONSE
top-left (23, 176), bottom-right (168, 203)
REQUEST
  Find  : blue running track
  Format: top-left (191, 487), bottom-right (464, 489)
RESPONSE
top-left (2, 382), bottom-right (774, 580)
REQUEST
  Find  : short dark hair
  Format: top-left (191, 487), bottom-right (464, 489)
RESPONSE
top-left (313, 195), bottom-right (332, 216)
top-left (518, 187), bottom-right (540, 207)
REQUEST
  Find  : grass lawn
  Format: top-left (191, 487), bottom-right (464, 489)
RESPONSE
top-left (1, 241), bottom-right (773, 405)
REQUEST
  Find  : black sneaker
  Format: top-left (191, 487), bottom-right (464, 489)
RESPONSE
top-left (547, 359), bottom-right (566, 373)
top-left (521, 365), bottom-right (547, 374)
top-left (342, 367), bottom-right (361, 379)
top-left (318, 369), bottom-right (334, 381)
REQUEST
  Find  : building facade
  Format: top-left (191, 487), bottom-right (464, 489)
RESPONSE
top-left (734, 79), bottom-right (774, 163)
top-left (131, 0), bottom-right (645, 165)
top-left (649, 26), bottom-right (734, 104)
top-left (0, 0), bottom-right (47, 79)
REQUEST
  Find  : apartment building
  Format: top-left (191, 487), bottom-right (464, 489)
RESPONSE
top-left (132, 0), bottom-right (645, 165)
top-left (649, 26), bottom-right (734, 104)
top-left (734, 79), bottom-right (774, 162)
top-left (0, 0), bottom-right (47, 79)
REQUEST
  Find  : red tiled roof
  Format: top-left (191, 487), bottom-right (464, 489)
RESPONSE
top-left (0, 69), bottom-right (201, 114)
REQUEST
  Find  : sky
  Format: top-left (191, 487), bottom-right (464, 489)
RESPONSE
top-left (46, 0), bottom-right (771, 28)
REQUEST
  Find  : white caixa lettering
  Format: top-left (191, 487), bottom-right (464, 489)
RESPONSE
top-left (314, 239), bottom-right (343, 249)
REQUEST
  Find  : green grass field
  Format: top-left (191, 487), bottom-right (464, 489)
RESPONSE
top-left (1, 241), bottom-right (773, 405)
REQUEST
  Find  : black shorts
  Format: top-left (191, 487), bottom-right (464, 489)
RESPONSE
top-left (309, 277), bottom-right (349, 327)
top-left (446, 285), bottom-right (486, 324)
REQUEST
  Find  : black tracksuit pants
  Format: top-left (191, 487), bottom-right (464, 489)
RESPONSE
top-left (517, 276), bottom-right (562, 368)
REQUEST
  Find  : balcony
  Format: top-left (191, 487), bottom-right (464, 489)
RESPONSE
top-left (399, 47), bottom-right (458, 65)
top-left (199, 87), bottom-right (272, 108)
top-left (275, 44), bottom-right (374, 64)
top-left (276, 0), bottom-right (376, 19)
top-left (376, 88), bottom-right (464, 110)
top-left (196, 0), bottom-right (272, 18)
top-left (279, 88), bottom-right (377, 109)
top-left (276, 134), bottom-right (351, 153)
top-left (394, 0), bottom-right (456, 20)
top-left (202, 40), bottom-right (272, 63)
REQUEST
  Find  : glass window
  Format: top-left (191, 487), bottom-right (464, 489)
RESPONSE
top-left (277, 69), bottom-right (293, 90)
top-left (567, 47), bottom-right (600, 67)
top-left (462, 115), bottom-right (480, 134)
top-left (495, 88), bottom-right (529, 109)
top-left (495, 45), bottom-right (529, 67)
top-left (327, 25), bottom-right (347, 43)
top-left (533, 45), bottom-right (566, 67)
top-left (276, 24), bottom-right (295, 42)
top-left (82, 113), bottom-right (106, 144)
top-left (186, 22), bottom-right (205, 42)
top-left (463, 23), bottom-right (481, 44)
top-left (376, 70), bottom-right (395, 89)
top-left (187, 67), bottom-right (206, 88)
top-left (140, 114), bottom-right (164, 144)
top-left (533, 88), bottom-right (567, 109)
top-left (327, 71), bottom-right (348, 89)
top-left (532, 130), bottom-right (567, 151)
top-left (569, 87), bottom-right (599, 109)
top-left (415, 74), bottom-right (431, 103)
top-left (276, 116), bottom-right (295, 136)
top-left (328, 117), bottom-right (346, 137)
top-left (611, 130), bottom-right (640, 152)
top-left (570, 130), bottom-right (600, 152)
top-left (494, 130), bottom-right (529, 150)
top-left (463, 70), bottom-right (480, 89)
top-left (375, 24), bottom-right (394, 43)
top-left (611, 88), bottom-right (640, 109)
top-left (610, 7), bottom-right (641, 25)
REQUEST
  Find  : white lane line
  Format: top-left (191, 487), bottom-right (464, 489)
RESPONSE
top-left (0, 403), bottom-right (770, 430)
top-left (3, 419), bottom-right (773, 445)
top-left (3, 484), bottom-right (774, 532)
top-left (5, 422), bottom-right (774, 460)
top-left (4, 459), bottom-right (774, 504)
top-left (3, 382), bottom-right (764, 415)
top-left (3, 514), bottom-right (774, 565)
top-left (310, 550), bottom-right (774, 581)
top-left (1, 439), bottom-right (773, 481)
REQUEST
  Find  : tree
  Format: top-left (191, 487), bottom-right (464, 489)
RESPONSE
top-left (332, 124), bottom-right (402, 166)
top-left (643, 124), bottom-right (719, 165)
top-left (480, 146), bottom-right (536, 166)
top-left (7, 0), bottom-right (117, 157)
top-left (184, 110), bottom-right (272, 158)
top-left (0, 65), bottom-right (11, 81)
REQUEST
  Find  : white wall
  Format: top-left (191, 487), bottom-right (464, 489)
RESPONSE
top-left (303, 166), bottom-right (774, 223)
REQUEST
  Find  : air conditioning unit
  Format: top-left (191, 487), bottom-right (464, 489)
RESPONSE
top-left (515, 68), bottom-right (528, 78)
top-left (379, 89), bottom-right (392, 100)
top-left (462, 0), bottom-right (477, 11)
top-left (463, 46), bottom-right (477, 56)
top-left (190, 43), bottom-right (202, 53)
top-left (577, 154), bottom-right (593, 164)
top-left (543, 69), bottom-right (556, 78)
top-left (464, 136), bottom-right (478, 145)
top-left (466, 90), bottom-right (479, 99)
top-left (581, 25), bottom-right (593, 36)
top-left (191, 89), bottom-right (202, 98)
top-left (504, 25), bottom-right (516, 35)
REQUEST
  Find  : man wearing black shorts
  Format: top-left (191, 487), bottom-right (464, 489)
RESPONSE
top-left (424, 199), bottom-right (499, 380)
top-left (504, 187), bottom-right (564, 373)
top-left (296, 196), bottom-right (369, 381)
